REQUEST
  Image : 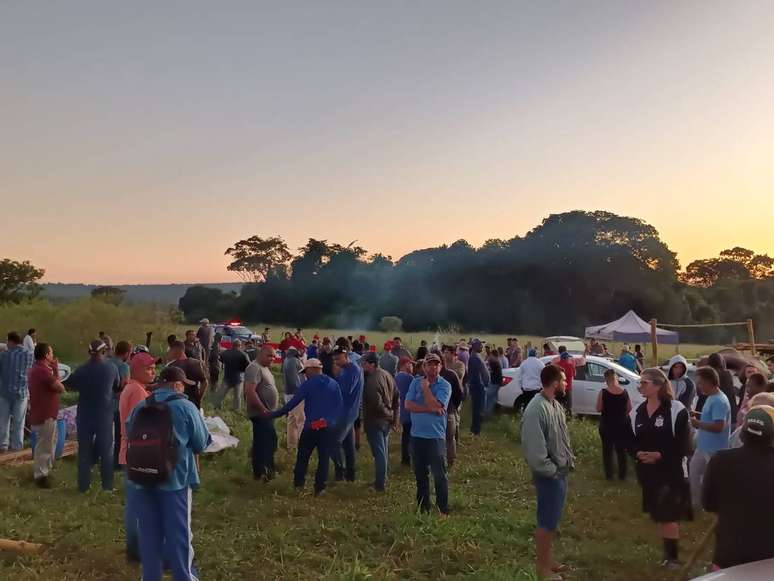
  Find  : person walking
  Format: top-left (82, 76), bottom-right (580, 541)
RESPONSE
top-left (688, 367), bottom-right (730, 510)
top-left (69, 339), bottom-right (121, 492)
top-left (521, 365), bottom-right (574, 581)
top-left (0, 332), bottom-right (34, 453)
top-left (244, 346), bottom-right (279, 481)
top-left (268, 358), bottom-right (342, 496)
top-left (361, 352), bottom-right (399, 491)
top-left (331, 346), bottom-right (364, 482)
top-left (215, 339), bottom-right (250, 412)
top-left (702, 405), bottom-right (774, 570)
top-left (395, 356), bottom-right (415, 466)
top-left (485, 350), bottom-right (502, 417)
top-left (467, 339), bottom-right (490, 435)
top-left (596, 369), bottom-right (631, 480)
top-left (404, 353), bottom-right (452, 515)
top-left (119, 351), bottom-right (156, 562)
top-left (281, 347), bottom-right (305, 450)
top-left (378, 342), bottom-right (399, 377)
top-left (167, 341), bottom-right (208, 410)
top-left (196, 318), bottom-right (214, 364)
top-left (126, 366), bottom-right (211, 581)
top-left (516, 349), bottom-right (545, 414)
top-left (28, 342), bottom-right (66, 487)
top-left (630, 368), bottom-right (693, 568)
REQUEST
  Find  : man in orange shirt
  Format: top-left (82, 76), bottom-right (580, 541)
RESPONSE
top-left (28, 343), bottom-right (66, 487)
top-left (119, 351), bottom-right (156, 562)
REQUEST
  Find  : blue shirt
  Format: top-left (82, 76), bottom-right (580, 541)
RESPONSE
top-left (271, 374), bottom-right (343, 429)
top-left (336, 362), bottom-right (364, 425)
top-left (697, 391), bottom-right (731, 454)
top-left (126, 387), bottom-right (212, 491)
top-left (69, 358), bottom-right (120, 417)
top-left (407, 376), bottom-right (451, 439)
top-left (306, 344), bottom-right (318, 359)
top-left (618, 352), bottom-right (638, 372)
top-left (467, 353), bottom-right (490, 391)
top-left (0, 345), bottom-right (33, 398)
top-left (395, 371), bottom-right (415, 425)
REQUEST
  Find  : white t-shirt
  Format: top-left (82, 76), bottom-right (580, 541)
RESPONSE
top-left (520, 357), bottom-right (546, 392)
top-left (23, 335), bottom-right (35, 352)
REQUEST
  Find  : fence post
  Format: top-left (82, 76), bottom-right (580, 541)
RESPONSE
top-left (650, 319), bottom-right (659, 367)
top-left (747, 319), bottom-right (757, 357)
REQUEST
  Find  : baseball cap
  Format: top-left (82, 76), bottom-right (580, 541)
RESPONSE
top-left (132, 344), bottom-right (150, 355)
top-left (332, 346), bottom-right (349, 356)
top-left (89, 339), bottom-right (107, 354)
top-left (457, 341), bottom-right (469, 351)
top-left (744, 406), bottom-right (774, 441)
top-left (361, 352), bottom-right (378, 365)
top-left (528, 348), bottom-right (537, 357)
top-left (383, 341), bottom-right (394, 351)
top-left (199, 318), bottom-right (210, 324)
top-left (303, 358), bottom-right (323, 370)
top-left (130, 352), bottom-right (157, 373)
top-left (158, 366), bottom-right (196, 386)
top-left (424, 353), bottom-right (442, 364)
top-left (470, 338), bottom-right (484, 349)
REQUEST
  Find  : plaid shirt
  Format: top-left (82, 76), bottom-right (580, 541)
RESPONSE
top-left (0, 345), bottom-right (34, 398)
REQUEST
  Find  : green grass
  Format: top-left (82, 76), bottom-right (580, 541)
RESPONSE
top-left (0, 385), bottom-right (716, 580)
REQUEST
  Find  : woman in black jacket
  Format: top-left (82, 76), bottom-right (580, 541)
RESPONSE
top-left (631, 367), bottom-right (693, 568)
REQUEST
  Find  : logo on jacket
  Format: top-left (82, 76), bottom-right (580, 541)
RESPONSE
top-left (655, 416), bottom-right (664, 428)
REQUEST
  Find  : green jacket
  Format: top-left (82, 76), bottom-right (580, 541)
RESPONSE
top-left (363, 367), bottom-right (399, 430)
top-left (521, 392), bottom-right (575, 478)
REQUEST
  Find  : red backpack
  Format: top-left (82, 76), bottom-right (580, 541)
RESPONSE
top-left (126, 393), bottom-right (182, 486)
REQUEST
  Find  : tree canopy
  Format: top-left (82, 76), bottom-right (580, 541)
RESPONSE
top-left (0, 259), bottom-right (45, 304)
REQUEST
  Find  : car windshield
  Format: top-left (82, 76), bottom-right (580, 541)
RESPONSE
top-left (224, 326), bottom-right (252, 336)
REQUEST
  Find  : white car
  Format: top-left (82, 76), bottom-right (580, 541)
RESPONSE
top-left (543, 336), bottom-right (586, 355)
top-left (58, 363), bottom-right (72, 382)
top-left (498, 355), bottom-right (642, 416)
top-left (691, 559), bottom-right (774, 580)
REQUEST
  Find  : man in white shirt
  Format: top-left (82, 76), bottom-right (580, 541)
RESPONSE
top-left (516, 348), bottom-right (545, 413)
top-left (23, 329), bottom-right (36, 352)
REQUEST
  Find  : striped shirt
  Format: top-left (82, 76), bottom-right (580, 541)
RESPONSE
top-left (0, 345), bottom-right (34, 398)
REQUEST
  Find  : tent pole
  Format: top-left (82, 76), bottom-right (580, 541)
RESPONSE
top-left (650, 319), bottom-right (659, 367)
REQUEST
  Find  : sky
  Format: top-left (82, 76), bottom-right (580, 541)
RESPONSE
top-left (2, 1), bottom-right (773, 284)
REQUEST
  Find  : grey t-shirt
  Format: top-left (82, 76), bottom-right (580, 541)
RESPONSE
top-left (244, 361), bottom-right (278, 416)
top-left (282, 355), bottom-right (304, 396)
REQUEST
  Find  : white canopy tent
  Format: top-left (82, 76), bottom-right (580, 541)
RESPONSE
top-left (585, 310), bottom-right (680, 345)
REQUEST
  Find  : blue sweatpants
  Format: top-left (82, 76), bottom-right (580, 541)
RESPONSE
top-left (135, 487), bottom-right (199, 581)
top-left (76, 412), bottom-right (114, 492)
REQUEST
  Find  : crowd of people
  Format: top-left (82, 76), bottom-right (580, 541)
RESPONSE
top-left (1, 324), bottom-right (774, 580)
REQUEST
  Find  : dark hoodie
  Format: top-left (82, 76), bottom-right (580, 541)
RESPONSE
top-left (697, 353), bottom-right (738, 422)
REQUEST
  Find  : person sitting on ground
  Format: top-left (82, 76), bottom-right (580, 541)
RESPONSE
top-left (596, 368), bottom-right (631, 481)
top-left (28, 342), bottom-right (66, 488)
top-left (702, 405), bottom-right (774, 570)
top-left (666, 355), bottom-right (695, 410)
top-left (267, 358), bottom-right (342, 496)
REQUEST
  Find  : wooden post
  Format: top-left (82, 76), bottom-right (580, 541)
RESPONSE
top-left (650, 319), bottom-right (659, 368)
top-left (747, 319), bottom-right (757, 357)
top-left (0, 539), bottom-right (43, 553)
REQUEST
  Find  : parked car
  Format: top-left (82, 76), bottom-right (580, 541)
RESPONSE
top-left (213, 322), bottom-right (259, 350)
top-left (498, 355), bottom-right (642, 416)
top-left (58, 363), bottom-right (72, 382)
top-left (543, 336), bottom-right (586, 355)
top-left (691, 558), bottom-right (774, 580)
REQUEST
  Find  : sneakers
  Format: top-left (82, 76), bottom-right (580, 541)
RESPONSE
top-left (659, 559), bottom-right (682, 569)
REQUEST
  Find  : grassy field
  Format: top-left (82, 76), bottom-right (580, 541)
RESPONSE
top-left (0, 376), bottom-right (716, 581)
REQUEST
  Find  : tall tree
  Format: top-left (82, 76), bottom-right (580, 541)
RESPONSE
top-left (91, 285), bottom-right (126, 305)
top-left (225, 236), bottom-right (292, 283)
top-left (0, 258), bottom-right (44, 304)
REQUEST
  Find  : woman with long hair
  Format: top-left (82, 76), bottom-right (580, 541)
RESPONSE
top-left (630, 368), bottom-right (693, 568)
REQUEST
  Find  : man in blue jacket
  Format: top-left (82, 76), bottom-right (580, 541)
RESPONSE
top-left (330, 346), bottom-right (363, 482)
top-left (126, 366), bottom-right (211, 581)
top-left (268, 358), bottom-right (342, 495)
top-left (467, 339), bottom-right (490, 435)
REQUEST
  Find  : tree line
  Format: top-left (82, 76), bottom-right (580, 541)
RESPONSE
top-left (177, 211), bottom-right (774, 343)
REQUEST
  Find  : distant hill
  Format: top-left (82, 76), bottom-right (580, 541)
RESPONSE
top-left (43, 283), bottom-right (243, 305)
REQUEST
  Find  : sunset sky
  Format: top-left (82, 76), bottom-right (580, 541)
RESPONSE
top-left (2, 2), bottom-right (773, 284)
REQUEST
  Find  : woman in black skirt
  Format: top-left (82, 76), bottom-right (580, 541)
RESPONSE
top-left (630, 367), bottom-right (693, 568)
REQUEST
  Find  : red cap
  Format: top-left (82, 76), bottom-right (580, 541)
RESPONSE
top-left (384, 341), bottom-right (394, 351)
top-left (369, 345), bottom-right (377, 352)
top-left (130, 352), bottom-right (156, 374)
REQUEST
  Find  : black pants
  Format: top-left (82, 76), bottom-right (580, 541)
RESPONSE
top-left (113, 410), bottom-right (122, 468)
top-left (295, 427), bottom-right (333, 493)
top-left (470, 387), bottom-right (484, 434)
top-left (250, 417), bottom-right (277, 478)
top-left (401, 422), bottom-right (412, 465)
top-left (600, 428), bottom-right (628, 480)
top-left (515, 389), bottom-right (539, 414)
top-left (412, 437), bottom-right (449, 514)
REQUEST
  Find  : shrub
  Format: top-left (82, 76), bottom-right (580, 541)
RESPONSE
top-left (378, 316), bottom-right (403, 332)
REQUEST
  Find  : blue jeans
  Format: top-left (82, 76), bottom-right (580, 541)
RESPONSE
top-left (411, 437), bottom-right (449, 514)
top-left (331, 420), bottom-right (356, 481)
top-left (365, 425), bottom-right (390, 491)
top-left (135, 487), bottom-right (199, 581)
top-left (294, 427), bottom-right (333, 493)
top-left (250, 417), bottom-right (277, 478)
top-left (77, 410), bottom-right (114, 491)
top-left (469, 387), bottom-right (484, 435)
top-left (124, 476), bottom-right (140, 561)
top-left (0, 394), bottom-right (28, 451)
top-left (485, 383), bottom-right (500, 416)
top-left (533, 474), bottom-right (568, 531)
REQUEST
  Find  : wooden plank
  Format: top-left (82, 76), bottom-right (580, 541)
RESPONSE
top-left (0, 441), bottom-right (78, 467)
top-left (0, 538), bottom-right (44, 553)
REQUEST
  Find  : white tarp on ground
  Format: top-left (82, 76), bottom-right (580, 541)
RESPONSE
top-left (585, 310), bottom-right (680, 345)
top-left (203, 416), bottom-right (239, 454)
